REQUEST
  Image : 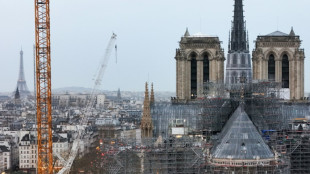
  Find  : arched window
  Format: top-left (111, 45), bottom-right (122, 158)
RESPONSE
top-left (231, 71), bottom-right (237, 84)
top-left (268, 54), bottom-right (275, 81)
top-left (241, 71), bottom-right (247, 83)
top-left (282, 54), bottom-right (289, 88)
top-left (203, 54), bottom-right (209, 83)
top-left (190, 53), bottom-right (197, 99)
top-left (233, 54), bottom-right (237, 64)
top-left (241, 54), bottom-right (246, 65)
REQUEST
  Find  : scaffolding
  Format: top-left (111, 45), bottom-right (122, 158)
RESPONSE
top-left (69, 81), bottom-right (310, 174)
top-left (265, 120), bottom-right (310, 174)
top-left (142, 137), bottom-right (205, 174)
top-left (244, 81), bottom-right (283, 130)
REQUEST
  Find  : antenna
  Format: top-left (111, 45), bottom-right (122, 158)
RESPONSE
top-left (115, 44), bottom-right (118, 64)
top-left (200, 16), bottom-right (202, 32)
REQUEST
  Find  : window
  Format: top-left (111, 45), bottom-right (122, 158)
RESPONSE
top-left (231, 71), bottom-right (237, 84)
top-left (190, 53), bottom-right (197, 99)
top-left (282, 54), bottom-right (289, 88)
top-left (203, 54), bottom-right (209, 83)
top-left (268, 54), bottom-right (275, 81)
top-left (232, 54), bottom-right (237, 64)
top-left (241, 54), bottom-right (246, 64)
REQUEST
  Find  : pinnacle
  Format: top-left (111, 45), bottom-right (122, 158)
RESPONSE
top-left (289, 27), bottom-right (295, 36)
top-left (184, 27), bottom-right (190, 37)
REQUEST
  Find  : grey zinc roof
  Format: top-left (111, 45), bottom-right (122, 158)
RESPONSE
top-left (211, 105), bottom-right (274, 159)
top-left (265, 31), bottom-right (288, 36)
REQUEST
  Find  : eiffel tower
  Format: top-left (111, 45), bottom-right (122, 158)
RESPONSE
top-left (16, 48), bottom-right (31, 98)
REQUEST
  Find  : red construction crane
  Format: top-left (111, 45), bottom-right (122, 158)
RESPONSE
top-left (34, 0), bottom-right (53, 173)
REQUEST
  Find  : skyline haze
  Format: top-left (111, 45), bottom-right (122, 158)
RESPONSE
top-left (0, 0), bottom-right (309, 93)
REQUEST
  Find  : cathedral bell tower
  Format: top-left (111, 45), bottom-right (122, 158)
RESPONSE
top-left (252, 28), bottom-right (305, 100)
top-left (175, 29), bottom-right (225, 100)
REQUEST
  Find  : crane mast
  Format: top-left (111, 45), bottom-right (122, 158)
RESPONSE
top-left (86, 33), bottom-right (117, 114)
top-left (57, 33), bottom-right (117, 174)
top-left (35, 0), bottom-right (53, 173)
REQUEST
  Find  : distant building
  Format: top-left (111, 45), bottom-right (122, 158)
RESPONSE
top-left (14, 88), bottom-right (21, 107)
top-left (117, 88), bottom-right (121, 100)
top-left (0, 96), bottom-right (10, 102)
top-left (52, 93), bottom-right (106, 108)
top-left (96, 94), bottom-right (105, 108)
top-left (19, 133), bottom-right (37, 171)
top-left (0, 145), bottom-right (11, 171)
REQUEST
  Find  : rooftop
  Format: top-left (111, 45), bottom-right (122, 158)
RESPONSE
top-left (211, 105), bottom-right (274, 160)
top-left (265, 31), bottom-right (288, 36)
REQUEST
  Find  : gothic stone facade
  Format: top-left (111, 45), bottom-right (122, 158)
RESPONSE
top-left (175, 33), bottom-right (225, 100)
top-left (252, 30), bottom-right (305, 100)
top-left (225, 52), bottom-right (252, 84)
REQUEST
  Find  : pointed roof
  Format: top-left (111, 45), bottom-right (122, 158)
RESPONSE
top-left (141, 82), bottom-right (153, 136)
top-left (184, 28), bottom-right (190, 37)
top-left (229, 0), bottom-right (248, 52)
top-left (150, 83), bottom-right (155, 105)
top-left (212, 105), bottom-right (274, 159)
top-left (289, 27), bottom-right (295, 36)
top-left (15, 87), bottom-right (20, 99)
top-left (143, 82), bottom-right (149, 107)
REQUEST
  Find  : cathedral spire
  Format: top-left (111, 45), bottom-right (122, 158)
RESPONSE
top-left (15, 87), bottom-right (21, 106)
top-left (141, 82), bottom-right (153, 138)
top-left (228, 31), bottom-right (231, 51)
top-left (15, 87), bottom-right (20, 100)
top-left (143, 82), bottom-right (149, 107)
top-left (150, 83), bottom-right (155, 106)
top-left (230, 0), bottom-right (248, 53)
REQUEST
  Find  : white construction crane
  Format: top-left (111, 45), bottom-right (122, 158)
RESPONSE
top-left (57, 33), bottom-right (117, 174)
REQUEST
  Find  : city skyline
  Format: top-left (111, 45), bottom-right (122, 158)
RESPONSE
top-left (0, 0), bottom-right (309, 92)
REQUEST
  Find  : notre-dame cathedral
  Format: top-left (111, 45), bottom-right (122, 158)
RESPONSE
top-left (175, 0), bottom-right (305, 100)
top-left (140, 0), bottom-right (309, 173)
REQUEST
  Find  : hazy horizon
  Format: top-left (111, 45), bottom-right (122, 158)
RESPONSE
top-left (1, 0), bottom-right (309, 93)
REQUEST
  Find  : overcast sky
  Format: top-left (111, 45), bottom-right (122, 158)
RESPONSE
top-left (0, 0), bottom-right (309, 93)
